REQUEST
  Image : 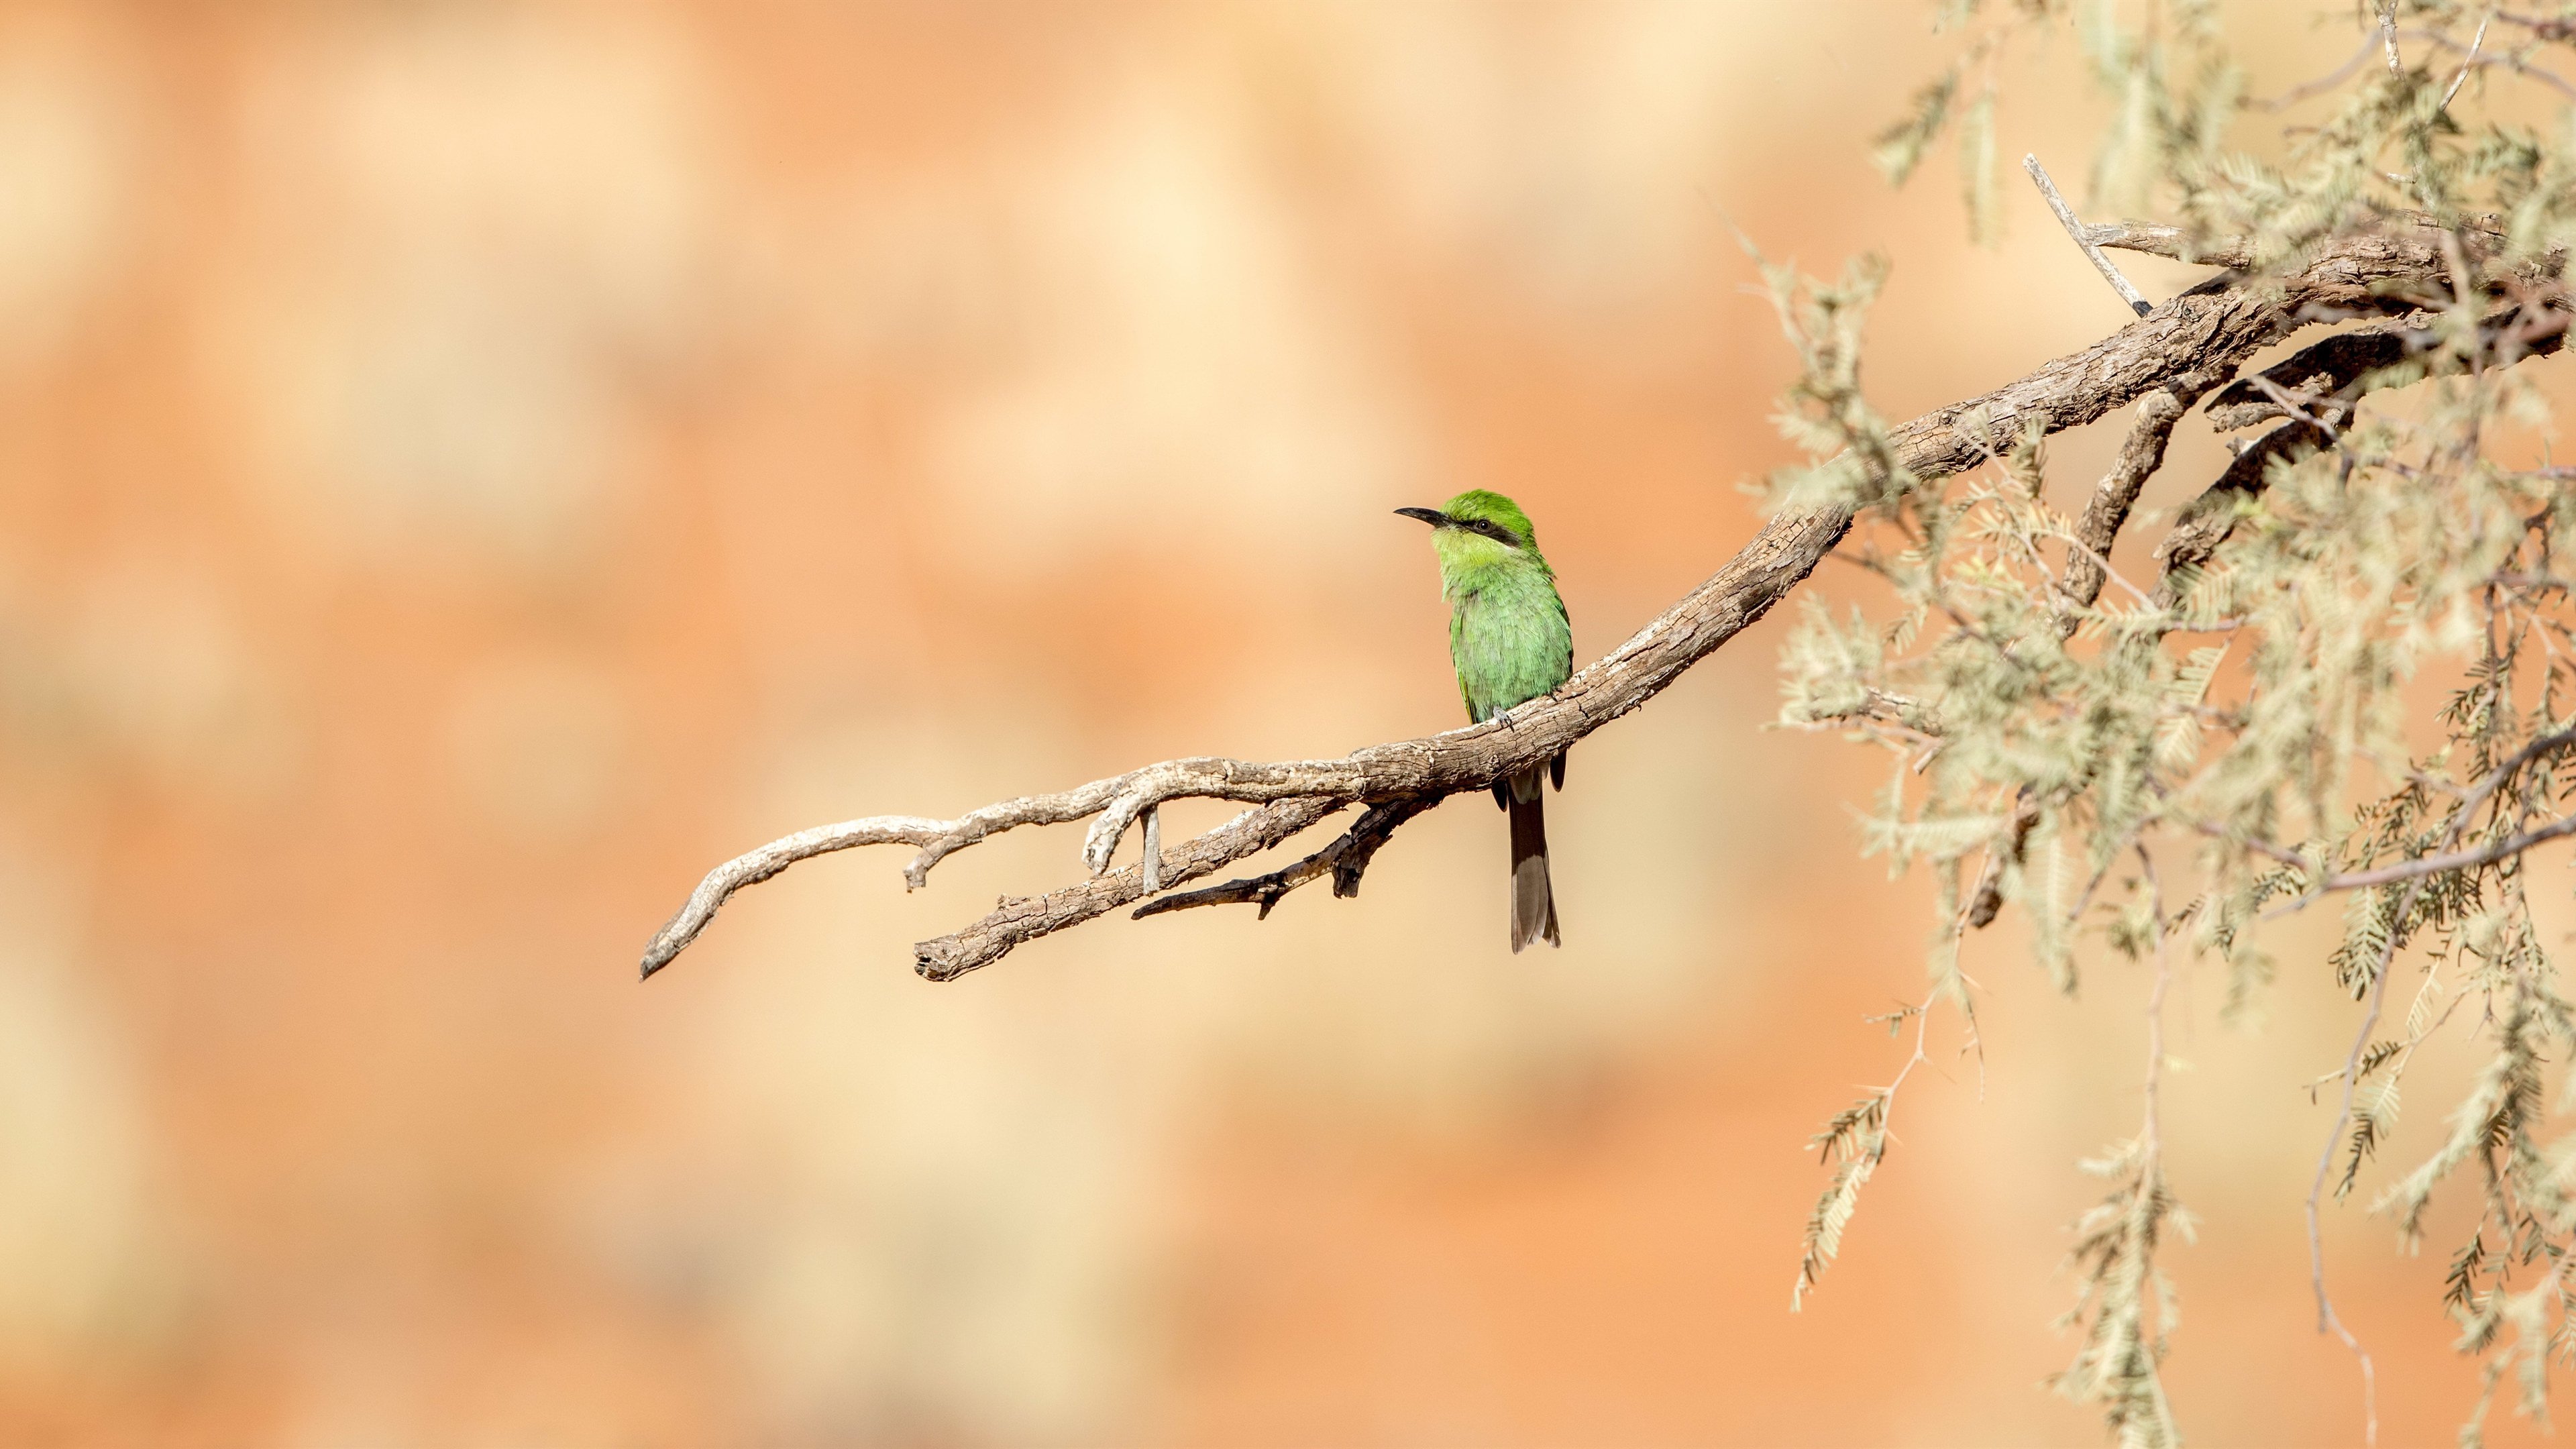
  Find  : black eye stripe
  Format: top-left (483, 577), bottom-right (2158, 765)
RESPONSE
top-left (1451, 518), bottom-right (1522, 547)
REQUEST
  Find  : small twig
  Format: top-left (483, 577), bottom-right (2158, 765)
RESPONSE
top-left (2403, 28), bottom-right (2576, 100)
top-left (2025, 154), bottom-right (2153, 317)
top-left (2453, 722), bottom-right (2576, 820)
top-left (638, 812), bottom-right (953, 981)
top-left (2311, 810), bottom-right (2576, 892)
top-left (2138, 849), bottom-right (2174, 1157)
top-left (2254, 33), bottom-right (2386, 110)
top-left (2050, 529), bottom-right (2159, 612)
top-left (1140, 803), bottom-right (1163, 892)
top-left (2218, 723), bottom-right (2576, 912)
top-left (2203, 305), bottom-right (2569, 441)
top-left (2305, 984), bottom-right (2467, 1095)
top-left (2190, 818), bottom-right (2322, 876)
top-left (2305, 870), bottom-right (2418, 1449)
top-left (2492, 571), bottom-right (2576, 592)
top-left (2381, 1), bottom-right (2404, 76)
top-left (2445, 11), bottom-right (2496, 110)
top-left (1792, 949), bottom-right (1974, 1307)
top-left (2205, 322), bottom-right (2421, 431)
top-left (2247, 374), bottom-right (2346, 444)
top-left (2300, 723), bottom-right (2508, 1449)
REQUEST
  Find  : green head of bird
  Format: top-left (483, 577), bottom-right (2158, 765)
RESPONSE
top-left (1393, 489), bottom-right (1555, 594)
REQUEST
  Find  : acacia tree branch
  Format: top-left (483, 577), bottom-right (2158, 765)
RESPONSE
top-left (2317, 811), bottom-right (2576, 893)
top-left (2204, 324), bottom-right (2419, 431)
top-left (2154, 419), bottom-right (2331, 583)
top-left (2096, 315), bottom-right (2559, 955)
top-left (2198, 725), bottom-right (2576, 904)
top-left (2061, 333), bottom-right (2279, 621)
top-left (641, 220), bottom-right (2518, 985)
top-left (2204, 304), bottom-right (2570, 433)
top-left (918, 798), bottom-right (1346, 979)
top-left (1132, 795), bottom-right (1438, 920)
top-left (2153, 295), bottom-right (2571, 603)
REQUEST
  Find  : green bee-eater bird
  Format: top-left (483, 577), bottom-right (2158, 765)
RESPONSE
top-left (1397, 490), bottom-right (1572, 952)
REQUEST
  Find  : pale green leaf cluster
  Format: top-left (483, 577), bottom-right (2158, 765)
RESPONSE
top-left (1772, 3), bottom-right (2576, 1440)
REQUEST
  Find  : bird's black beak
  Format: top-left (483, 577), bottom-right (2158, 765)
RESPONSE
top-left (1394, 507), bottom-right (1448, 527)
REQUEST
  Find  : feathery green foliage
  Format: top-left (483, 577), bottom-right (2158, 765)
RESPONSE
top-left (1771, 3), bottom-right (2576, 1442)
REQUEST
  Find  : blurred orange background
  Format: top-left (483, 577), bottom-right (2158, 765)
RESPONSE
top-left (0, 2), bottom-right (2563, 1444)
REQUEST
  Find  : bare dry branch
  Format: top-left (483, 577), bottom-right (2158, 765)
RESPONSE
top-left (2063, 383), bottom-right (2210, 618)
top-left (2206, 306), bottom-right (2569, 432)
top-left (2316, 812), bottom-right (2576, 894)
top-left (2155, 420), bottom-right (2331, 583)
top-left (917, 798), bottom-right (1346, 979)
top-left (2084, 221), bottom-right (2254, 271)
top-left (2205, 325), bottom-right (2419, 432)
top-left (642, 219), bottom-right (2532, 984)
top-left (2027, 154), bottom-right (2153, 317)
top-left (1132, 795), bottom-right (1437, 920)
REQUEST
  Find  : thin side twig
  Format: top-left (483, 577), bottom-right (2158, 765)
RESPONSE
top-left (2136, 850), bottom-right (2180, 1436)
top-left (2305, 867), bottom-right (2426, 1449)
top-left (2253, 32), bottom-right (2385, 111)
top-left (1140, 803), bottom-right (1163, 892)
top-left (2402, 28), bottom-right (2576, 101)
top-left (1792, 943), bottom-right (1977, 1309)
top-left (2025, 154), bottom-right (2153, 317)
top-left (2209, 718), bottom-right (2576, 902)
top-left (2313, 810), bottom-right (2576, 893)
top-left (2445, 11), bottom-right (2496, 111)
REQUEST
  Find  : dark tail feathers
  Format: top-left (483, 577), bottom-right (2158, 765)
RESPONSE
top-left (1506, 764), bottom-right (1560, 952)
